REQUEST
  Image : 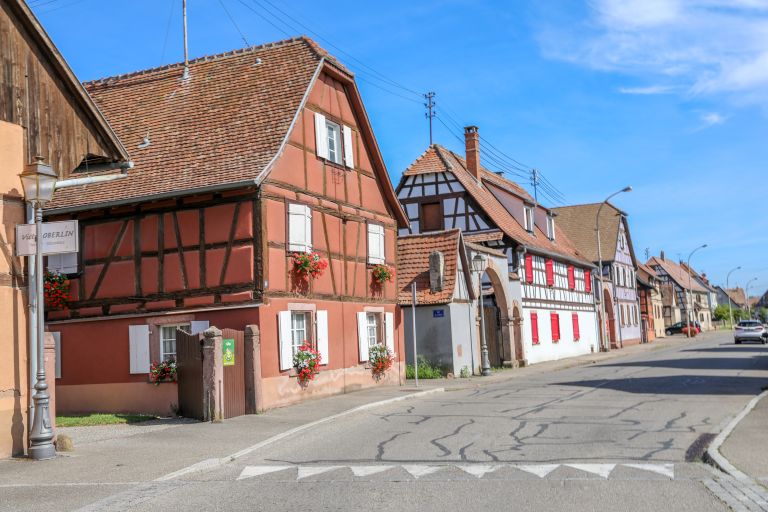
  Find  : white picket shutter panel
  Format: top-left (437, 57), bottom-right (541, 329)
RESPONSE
top-left (278, 311), bottom-right (293, 371)
top-left (314, 113), bottom-right (328, 159)
top-left (316, 310), bottom-right (329, 366)
top-left (189, 320), bottom-right (209, 335)
top-left (367, 224), bottom-right (385, 264)
top-left (51, 332), bottom-right (61, 379)
top-left (128, 325), bottom-right (150, 374)
top-left (342, 125), bottom-right (354, 168)
top-left (288, 203), bottom-right (312, 253)
top-left (384, 312), bottom-right (395, 355)
top-left (357, 312), bottom-right (369, 362)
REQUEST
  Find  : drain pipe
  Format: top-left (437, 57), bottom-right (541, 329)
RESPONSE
top-left (56, 161), bottom-right (133, 190)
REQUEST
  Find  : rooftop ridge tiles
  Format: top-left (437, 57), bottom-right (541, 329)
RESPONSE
top-left (83, 36), bottom-right (335, 86)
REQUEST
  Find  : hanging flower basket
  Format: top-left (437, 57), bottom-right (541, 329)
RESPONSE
top-left (293, 342), bottom-right (321, 384)
top-left (371, 264), bottom-right (394, 285)
top-left (150, 360), bottom-right (177, 385)
top-left (369, 343), bottom-right (394, 378)
top-left (292, 252), bottom-right (328, 281)
top-left (44, 270), bottom-right (70, 310)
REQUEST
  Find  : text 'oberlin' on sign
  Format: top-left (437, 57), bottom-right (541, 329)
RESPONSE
top-left (15, 220), bottom-right (79, 256)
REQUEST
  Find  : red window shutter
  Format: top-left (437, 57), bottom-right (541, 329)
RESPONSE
top-left (525, 254), bottom-right (534, 284)
top-left (584, 270), bottom-right (591, 293)
top-left (531, 312), bottom-right (539, 344)
top-left (545, 259), bottom-right (554, 287)
top-left (572, 313), bottom-right (580, 341)
top-left (568, 265), bottom-right (575, 289)
top-left (551, 312), bottom-right (560, 342)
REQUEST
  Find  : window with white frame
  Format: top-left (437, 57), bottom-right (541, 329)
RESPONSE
top-left (546, 215), bottom-right (555, 240)
top-left (287, 203), bottom-right (312, 253)
top-left (366, 312), bottom-right (382, 347)
top-left (367, 223), bottom-right (385, 264)
top-left (47, 253), bottom-right (78, 275)
top-left (160, 324), bottom-right (190, 361)
top-left (524, 206), bottom-right (534, 232)
top-left (314, 112), bottom-right (354, 168)
top-left (326, 120), bottom-right (342, 165)
top-left (290, 311), bottom-right (312, 356)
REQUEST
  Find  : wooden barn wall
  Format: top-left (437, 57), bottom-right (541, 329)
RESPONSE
top-left (0, 3), bottom-right (120, 176)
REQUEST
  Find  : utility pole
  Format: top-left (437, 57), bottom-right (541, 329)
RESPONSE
top-left (424, 92), bottom-right (435, 145)
top-left (531, 169), bottom-right (539, 204)
top-left (645, 247), bottom-right (650, 260)
top-left (182, 0), bottom-right (190, 79)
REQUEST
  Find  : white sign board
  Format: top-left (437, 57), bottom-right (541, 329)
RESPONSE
top-left (15, 220), bottom-right (79, 256)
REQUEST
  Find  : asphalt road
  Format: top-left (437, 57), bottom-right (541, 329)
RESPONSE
top-left (11, 331), bottom-right (768, 511)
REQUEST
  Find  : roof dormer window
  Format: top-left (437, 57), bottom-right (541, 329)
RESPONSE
top-left (524, 206), bottom-right (534, 233)
top-left (546, 215), bottom-right (555, 241)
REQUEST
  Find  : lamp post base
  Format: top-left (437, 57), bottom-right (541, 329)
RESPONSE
top-left (481, 368), bottom-right (492, 377)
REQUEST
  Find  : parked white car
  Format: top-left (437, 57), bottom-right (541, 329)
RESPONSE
top-left (734, 320), bottom-right (767, 344)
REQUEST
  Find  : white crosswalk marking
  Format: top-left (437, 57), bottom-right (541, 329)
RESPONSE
top-left (566, 464), bottom-right (616, 479)
top-left (402, 465), bottom-right (444, 479)
top-left (517, 464), bottom-right (560, 478)
top-left (457, 465), bottom-right (499, 478)
top-left (350, 466), bottom-right (395, 477)
top-left (296, 466), bottom-right (342, 479)
top-left (624, 463), bottom-right (674, 479)
top-left (237, 466), bottom-right (292, 480)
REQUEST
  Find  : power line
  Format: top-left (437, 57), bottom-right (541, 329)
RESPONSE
top-left (218, 0), bottom-right (250, 48)
top-left (159, 0), bottom-right (176, 66)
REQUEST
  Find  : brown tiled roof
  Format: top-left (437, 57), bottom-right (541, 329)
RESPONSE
top-left (637, 262), bottom-right (658, 278)
top-left (397, 229), bottom-right (472, 305)
top-left (636, 263), bottom-right (657, 287)
top-left (402, 145), bottom-right (591, 267)
top-left (464, 230), bottom-right (504, 243)
top-left (552, 203), bottom-right (625, 263)
top-left (722, 287), bottom-right (747, 307)
top-left (647, 256), bottom-right (708, 293)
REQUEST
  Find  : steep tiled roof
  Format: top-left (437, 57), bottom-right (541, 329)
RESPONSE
top-left (647, 256), bottom-right (708, 293)
top-left (397, 229), bottom-right (471, 305)
top-left (638, 262), bottom-right (658, 278)
top-left (722, 287), bottom-right (748, 307)
top-left (636, 263), bottom-right (658, 287)
top-left (402, 145), bottom-right (591, 266)
top-left (552, 203), bottom-right (625, 262)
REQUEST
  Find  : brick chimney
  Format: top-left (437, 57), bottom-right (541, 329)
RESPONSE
top-left (464, 126), bottom-right (481, 180)
top-left (659, 250), bottom-right (665, 261)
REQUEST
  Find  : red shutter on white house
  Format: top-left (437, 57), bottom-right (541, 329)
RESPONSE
top-left (572, 313), bottom-right (580, 341)
top-left (568, 265), bottom-right (575, 289)
top-left (550, 312), bottom-right (560, 342)
top-left (531, 312), bottom-right (539, 344)
top-left (545, 259), bottom-right (554, 287)
top-left (525, 254), bottom-right (534, 284)
top-left (585, 270), bottom-right (591, 293)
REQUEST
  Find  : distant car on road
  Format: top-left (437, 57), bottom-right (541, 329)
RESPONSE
top-left (734, 320), bottom-right (767, 344)
top-left (665, 321), bottom-right (701, 336)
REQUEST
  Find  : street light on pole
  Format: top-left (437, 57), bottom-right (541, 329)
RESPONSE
top-left (746, 277), bottom-right (758, 319)
top-left (686, 244), bottom-right (707, 338)
top-left (472, 253), bottom-right (491, 376)
top-left (595, 186), bottom-right (632, 352)
top-left (18, 157), bottom-right (58, 460)
top-left (726, 266), bottom-right (741, 329)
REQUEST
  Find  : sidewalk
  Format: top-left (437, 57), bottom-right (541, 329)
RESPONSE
top-left (0, 332), bottom-right (705, 488)
top-left (720, 391), bottom-right (768, 485)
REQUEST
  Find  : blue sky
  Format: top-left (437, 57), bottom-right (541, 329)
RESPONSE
top-left (33, 0), bottom-right (768, 298)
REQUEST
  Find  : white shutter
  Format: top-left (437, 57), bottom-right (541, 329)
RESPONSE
top-left (357, 312), bottom-right (369, 362)
top-left (314, 113), bottom-right (328, 159)
top-left (343, 125), bottom-right (354, 168)
top-left (128, 325), bottom-right (150, 374)
top-left (189, 320), bottom-right (209, 335)
top-left (316, 310), bottom-right (329, 366)
top-left (288, 203), bottom-right (312, 253)
top-left (367, 224), bottom-right (385, 264)
top-left (278, 311), bottom-right (293, 371)
top-left (384, 312), bottom-right (395, 355)
top-left (52, 332), bottom-right (61, 379)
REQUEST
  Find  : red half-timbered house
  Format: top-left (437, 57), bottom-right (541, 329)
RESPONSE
top-left (44, 37), bottom-right (408, 414)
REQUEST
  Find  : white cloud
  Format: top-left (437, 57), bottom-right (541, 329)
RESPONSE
top-left (618, 85), bottom-right (677, 95)
top-left (539, 0), bottom-right (768, 107)
top-left (700, 112), bottom-right (726, 127)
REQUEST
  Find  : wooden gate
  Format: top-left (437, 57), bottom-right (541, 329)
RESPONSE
top-left (176, 329), bottom-right (204, 420)
top-left (483, 306), bottom-right (502, 367)
top-left (221, 328), bottom-right (246, 419)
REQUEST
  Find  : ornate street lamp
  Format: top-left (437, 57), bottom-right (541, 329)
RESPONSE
top-left (686, 244), bottom-right (707, 338)
top-left (595, 186), bottom-right (632, 351)
top-left (19, 157), bottom-right (58, 460)
top-left (472, 253), bottom-right (492, 376)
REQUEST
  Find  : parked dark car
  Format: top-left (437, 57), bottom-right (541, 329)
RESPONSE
top-left (665, 321), bottom-right (702, 336)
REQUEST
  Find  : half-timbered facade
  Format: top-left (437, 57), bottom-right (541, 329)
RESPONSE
top-left (647, 255), bottom-right (712, 331)
top-left (0, 0), bottom-right (129, 457)
top-left (43, 37), bottom-right (408, 415)
top-left (396, 127), bottom-right (598, 366)
top-left (554, 203), bottom-right (641, 348)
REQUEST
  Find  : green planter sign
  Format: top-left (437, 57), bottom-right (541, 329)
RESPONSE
top-left (222, 338), bottom-right (235, 366)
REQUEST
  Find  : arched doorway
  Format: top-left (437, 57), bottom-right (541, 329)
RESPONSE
top-left (603, 287), bottom-right (616, 349)
top-left (476, 260), bottom-right (514, 369)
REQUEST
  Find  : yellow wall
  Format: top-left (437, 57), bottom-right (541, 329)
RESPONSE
top-left (0, 120), bottom-right (28, 458)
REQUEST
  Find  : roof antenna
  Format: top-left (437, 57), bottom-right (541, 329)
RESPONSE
top-left (182, 0), bottom-right (190, 80)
